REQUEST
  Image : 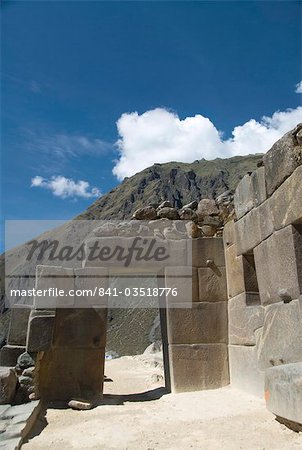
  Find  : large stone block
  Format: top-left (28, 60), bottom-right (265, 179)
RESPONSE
top-left (26, 310), bottom-right (55, 352)
top-left (270, 166), bottom-right (302, 230)
top-left (37, 347), bottom-right (106, 403)
top-left (228, 293), bottom-right (264, 345)
top-left (265, 362), bottom-right (302, 425)
top-left (225, 245), bottom-right (259, 299)
top-left (52, 308), bottom-right (107, 349)
top-left (256, 299), bottom-right (302, 370)
top-left (7, 308), bottom-right (31, 346)
top-left (251, 167), bottom-right (267, 207)
top-left (191, 238), bottom-right (225, 268)
top-left (234, 168), bottom-right (267, 220)
top-left (263, 126), bottom-right (302, 196)
top-left (0, 367), bottom-right (17, 405)
top-left (254, 226), bottom-right (302, 306)
top-left (165, 266), bottom-right (199, 304)
top-left (74, 267), bottom-right (109, 308)
top-left (223, 220), bottom-right (235, 248)
top-left (234, 173), bottom-right (254, 219)
top-left (229, 345), bottom-right (264, 397)
top-left (34, 265), bottom-right (74, 309)
top-left (234, 200), bottom-right (274, 256)
top-left (167, 302), bottom-right (227, 344)
top-left (0, 345), bottom-right (26, 367)
top-left (198, 267), bottom-right (227, 302)
top-left (169, 343), bottom-right (229, 393)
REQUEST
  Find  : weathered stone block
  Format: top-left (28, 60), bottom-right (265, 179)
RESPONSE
top-left (37, 347), bottom-right (105, 402)
top-left (191, 238), bottom-right (225, 268)
top-left (165, 266), bottom-right (198, 304)
top-left (52, 308), bottom-right (107, 349)
top-left (26, 311), bottom-right (55, 352)
top-left (0, 345), bottom-right (26, 367)
top-left (167, 302), bottom-right (227, 344)
top-left (256, 299), bottom-right (302, 369)
top-left (169, 343), bottom-right (229, 393)
top-left (225, 245), bottom-right (259, 299)
top-left (263, 127), bottom-right (302, 196)
top-left (228, 293), bottom-right (264, 345)
top-left (198, 267), bottom-right (227, 302)
top-left (223, 220), bottom-right (235, 248)
top-left (0, 367), bottom-right (17, 404)
top-left (265, 362), bottom-right (302, 425)
top-left (270, 166), bottom-right (302, 230)
top-left (254, 226), bottom-right (302, 306)
top-left (74, 267), bottom-right (109, 308)
top-left (7, 308), bottom-right (31, 346)
top-left (251, 167), bottom-right (267, 207)
top-left (234, 173), bottom-right (255, 219)
top-left (229, 344), bottom-right (264, 397)
top-left (34, 265), bottom-right (74, 309)
top-left (234, 200), bottom-right (274, 256)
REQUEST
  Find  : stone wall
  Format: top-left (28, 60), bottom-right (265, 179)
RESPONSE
top-left (224, 124), bottom-right (302, 425)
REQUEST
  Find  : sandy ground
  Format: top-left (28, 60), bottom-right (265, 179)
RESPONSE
top-left (23, 353), bottom-right (302, 450)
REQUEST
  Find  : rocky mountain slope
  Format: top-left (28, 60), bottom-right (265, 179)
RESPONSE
top-left (78, 154), bottom-right (262, 220)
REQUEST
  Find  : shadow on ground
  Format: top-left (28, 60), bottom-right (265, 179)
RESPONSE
top-left (101, 386), bottom-right (168, 405)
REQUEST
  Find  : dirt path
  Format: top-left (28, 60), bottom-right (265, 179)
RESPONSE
top-left (23, 355), bottom-right (302, 450)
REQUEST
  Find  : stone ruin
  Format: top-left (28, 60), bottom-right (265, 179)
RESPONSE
top-left (1, 124), bottom-right (302, 430)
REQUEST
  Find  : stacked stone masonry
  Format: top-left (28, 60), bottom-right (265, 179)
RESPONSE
top-left (165, 238), bottom-right (229, 393)
top-left (224, 124), bottom-right (302, 426)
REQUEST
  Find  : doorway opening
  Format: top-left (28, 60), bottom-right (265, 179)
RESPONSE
top-left (103, 273), bottom-right (170, 402)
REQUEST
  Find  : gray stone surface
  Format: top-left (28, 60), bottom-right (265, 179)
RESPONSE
top-left (0, 400), bottom-right (41, 449)
top-left (254, 226), bottom-right (302, 306)
top-left (191, 238), bottom-right (225, 268)
top-left (256, 299), bottom-right (302, 370)
top-left (0, 367), bottom-right (17, 405)
top-left (7, 308), bottom-right (31, 346)
top-left (251, 167), bottom-right (267, 207)
top-left (234, 173), bottom-right (255, 219)
top-left (234, 199), bottom-right (274, 256)
top-left (229, 344), bottom-right (264, 397)
top-left (265, 362), bottom-right (302, 425)
top-left (197, 199), bottom-right (219, 221)
top-left (16, 352), bottom-right (35, 371)
top-left (270, 165), bottom-right (302, 230)
top-left (26, 312), bottom-right (55, 352)
top-left (223, 220), bottom-right (235, 248)
top-left (263, 126), bottom-right (302, 196)
top-left (169, 343), bottom-right (229, 393)
top-left (225, 245), bottom-right (259, 299)
top-left (198, 267), bottom-right (227, 302)
top-left (228, 293), bottom-right (264, 345)
top-left (0, 346), bottom-right (26, 367)
top-left (167, 302), bottom-right (227, 344)
top-left (74, 267), bottom-right (109, 308)
top-left (52, 308), bottom-right (107, 349)
top-left (132, 206), bottom-right (157, 220)
top-left (37, 347), bottom-right (105, 402)
top-left (165, 266), bottom-right (199, 304)
top-left (157, 207), bottom-right (180, 220)
top-left (34, 265), bottom-right (74, 309)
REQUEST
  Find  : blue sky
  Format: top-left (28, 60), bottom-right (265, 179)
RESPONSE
top-left (1, 1), bottom-right (301, 249)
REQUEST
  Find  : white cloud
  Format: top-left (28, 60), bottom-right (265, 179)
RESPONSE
top-left (31, 175), bottom-right (101, 199)
top-left (295, 81), bottom-right (302, 94)
top-left (113, 106), bottom-right (302, 180)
